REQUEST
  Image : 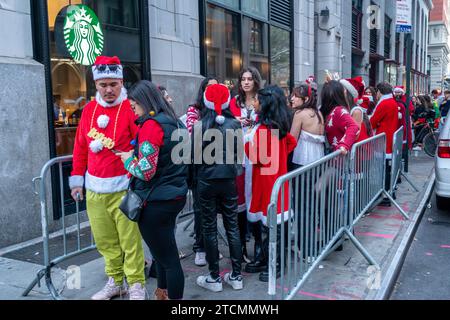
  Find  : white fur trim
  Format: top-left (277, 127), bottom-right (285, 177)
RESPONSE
top-left (351, 106), bottom-right (365, 116)
top-left (85, 172), bottom-right (130, 194)
top-left (89, 140), bottom-right (104, 153)
top-left (97, 115), bottom-right (110, 129)
top-left (247, 210), bottom-right (292, 226)
top-left (203, 91), bottom-right (231, 111)
top-left (340, 79), bottom-right (358, 99)
top-left (69, 175), bottom-right (84, 189)
top-left (96, 87), bottom-right (128, 108)
top-left (92, 65), bottom-right (123, 81)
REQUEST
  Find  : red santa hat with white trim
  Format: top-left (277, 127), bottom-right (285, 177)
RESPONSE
top-left (393, 86), bottom-right (405, 95)
top-left (340, 77), bottom-right (365, 105)
top-left (92, 56), bottom-right (124, 81)
top-left (204, 84), bottom-right (231, 125)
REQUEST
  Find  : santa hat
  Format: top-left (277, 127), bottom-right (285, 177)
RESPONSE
top-left (360, 96), bottom-right (370, 110)
top-left (92, 56), bottom-right (124, 81)
top-left (340, 77), bottom-right (365, 104)
top-left (393, 86), bottom-right (405, 95)
top-left (306, 75), bottom-right (316, 84)
top-left (204, 84), bottom-right (231, 125)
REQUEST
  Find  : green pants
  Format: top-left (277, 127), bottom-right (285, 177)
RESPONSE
top-left (86, 190), bottom-right (145, 286)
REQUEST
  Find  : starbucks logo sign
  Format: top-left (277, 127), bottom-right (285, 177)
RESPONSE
top-left (64, 5), bottom-right (103, 65)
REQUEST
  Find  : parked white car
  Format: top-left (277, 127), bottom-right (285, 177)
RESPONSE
top-left (436, 117), bottom-right (450, 210)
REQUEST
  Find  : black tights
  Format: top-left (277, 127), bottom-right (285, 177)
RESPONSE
top-left (139, 198), bottom-right (186, 300)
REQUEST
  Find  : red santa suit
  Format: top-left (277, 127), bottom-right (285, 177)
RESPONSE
top-left (69, 88), bottom-right (138, 192)
top-left (244, 124), bottom-right (297, 225)
top-left (370, 94), bottom-right (399, 159)
top-left (325, 107), bottom-right (360, 152)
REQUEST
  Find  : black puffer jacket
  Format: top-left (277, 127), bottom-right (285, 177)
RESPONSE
top-left (192, 116), bottom-right (243, 180)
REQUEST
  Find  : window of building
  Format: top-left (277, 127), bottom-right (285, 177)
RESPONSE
top-left (32, 0), bottom-right (150, 218)
top-left (202, 0), bottom-right (293, 91)
top-left (384, 15), bottom-right (392, 58)
top-left (352, 0), bottom-right (363, 49)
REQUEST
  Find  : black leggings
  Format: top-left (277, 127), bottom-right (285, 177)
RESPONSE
top-left (139, 198), bottom-right (186, 300)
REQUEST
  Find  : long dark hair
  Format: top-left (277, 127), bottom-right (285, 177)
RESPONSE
top-left (292, 84), bottom-right (321, 124)
top-left (237, 66), bottom-right (262, 107)
top-left (320, 80), bottom-right (350, 120)
top-left (257, 85), bottom-right (291, 139)
top-left (128, 80), bottom-right (178, 122)
top-left (192, 76), bottom-right (219, 111)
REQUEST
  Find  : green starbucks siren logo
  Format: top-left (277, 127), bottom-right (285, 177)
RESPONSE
top-left (64, 5), bottom-right (104, 65)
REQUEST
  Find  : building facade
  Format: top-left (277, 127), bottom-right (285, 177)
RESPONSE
top-left (428, 0), bottom-right (450, 92)
top-left (314, 0), bottom-right (432, 94)
top-left (0, 0), bottom-right (311, 248)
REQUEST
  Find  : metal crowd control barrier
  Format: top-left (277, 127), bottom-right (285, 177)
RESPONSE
top-left (391, 128), bottom-right (420, 196)
top-left (23, 156), bottom-right (96, 300)
top-left (266, 150), bottom-right (369, 300)
top-left (267, 132), bottom-right (418, 300)
top-left (24, 156), bottom-right (195, 300)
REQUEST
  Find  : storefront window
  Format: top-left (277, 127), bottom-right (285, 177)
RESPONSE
top-left (203, 0), bottom-right (292, 90)
top-left (206, 4), bottom-right (241, 83)
top-left (242, 17), bottom-right (269, 84)
top-left (270, 27), bottom-right (290, 90)
top-left (48, 0), bottom-right (143, 156)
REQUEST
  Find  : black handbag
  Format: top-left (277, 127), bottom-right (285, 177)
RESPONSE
top-left (119, 178), bottom-right (154, 222)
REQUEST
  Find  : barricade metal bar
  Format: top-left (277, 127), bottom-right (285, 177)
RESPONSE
top-left (58, 163), bottom-right (67, 256)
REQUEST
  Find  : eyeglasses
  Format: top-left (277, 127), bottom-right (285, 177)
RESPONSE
top-left (94, 65), bottom-right (120, 72)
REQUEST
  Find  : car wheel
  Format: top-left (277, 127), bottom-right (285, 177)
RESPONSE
top-left (436, 195), bottom-right (449, 211)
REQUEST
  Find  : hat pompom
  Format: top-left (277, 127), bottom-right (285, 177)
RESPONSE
top-left (97, 115), bottom-right (110, 129)
top-left (216, 115), bottom-right (226, 125)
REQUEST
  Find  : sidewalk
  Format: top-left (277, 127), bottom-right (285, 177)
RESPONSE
top-left (0, 152), bottom-right (435, 300)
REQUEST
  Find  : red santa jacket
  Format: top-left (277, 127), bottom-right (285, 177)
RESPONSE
top-left (244, 124), bottom-right (297, 225)
top-left (325, 107), bottom-right (360, 152)
top-left (370, 95), bottom-right (399, 158)
top-left (69, 94), bottom-right (138, 194)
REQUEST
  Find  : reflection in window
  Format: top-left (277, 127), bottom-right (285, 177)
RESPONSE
top-left (243, 17), bottom-right (269, 84)
top-left (242, 0), bottom-right (268, 20)
top-left (212, 0), bottom-right (239, 10)
top-left (270, 27), bottom-right (290, 90)
top-left (206, 4), bottom-right (241, 83)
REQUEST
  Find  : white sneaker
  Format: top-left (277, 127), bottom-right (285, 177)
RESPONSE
top-left (129, 283), bottom-right (146, 300)
top-left (196, 274), bottom-right (223, 292)
top-left (195, 252), bottom-right (207, 266)
top-left (224, 273), bottom-right (243, 290)
top-left (91, 277), bottom-right (127, 300)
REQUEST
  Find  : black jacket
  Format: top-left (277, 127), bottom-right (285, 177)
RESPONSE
top-left (131, 113), bottom-right (188, 202)
top-left (192, 116), bottom-right (243, 180)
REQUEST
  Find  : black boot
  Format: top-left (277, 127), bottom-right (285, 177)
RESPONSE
top-left (244, 240), bottom-right (266, 273)
top-left (259, 266), bottom-right (281, 282)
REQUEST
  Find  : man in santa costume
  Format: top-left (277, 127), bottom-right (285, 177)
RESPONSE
top-left (393, 86), bottom-right (414, 150)
top-left (69, 56), bottom-right (146, 300)
top-left (370, 82), bottom-right (399, 206)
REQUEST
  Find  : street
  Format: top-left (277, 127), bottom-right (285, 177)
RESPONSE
top-left (391, 191), bottom-right (450, 300)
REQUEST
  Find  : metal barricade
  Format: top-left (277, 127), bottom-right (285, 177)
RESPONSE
top-left (391, 128), bottom-right (420, 195)
top-left (267, 150), bottom-right (356, 300)
top-left (23, 156), bottom-right (195, 299)
top-left (23, 156), bottom-right (96, 300)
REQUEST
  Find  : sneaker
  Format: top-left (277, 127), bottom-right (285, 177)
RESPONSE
top-left (224, 273), bottom-right (243, 290)
top-left (91, 277), bottom-right (127, 300)
top-left (129, 283), bottom-right (146, 300)
top-left (196, 274), bottom-right (223, 292)
top-left (154, 288), bottom-right (169, 300)
top-left (195, 252), bottom-right (207, 266)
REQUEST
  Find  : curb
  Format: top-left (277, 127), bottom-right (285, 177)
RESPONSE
top-left (371, 172), bottom-right (436, 300)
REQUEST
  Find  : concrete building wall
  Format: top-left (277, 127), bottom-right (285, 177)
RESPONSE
top-left (0, 2), bottom-right (50, 247)
top-left (149, 0), bottom-right (204, 116)
top-left (294, 0), bottom-right (315, 84)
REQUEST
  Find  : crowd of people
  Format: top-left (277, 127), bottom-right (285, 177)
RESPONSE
top-left (69, 55), bottom-right (446, 300)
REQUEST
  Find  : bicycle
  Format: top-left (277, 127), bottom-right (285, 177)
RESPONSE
top-left (413, 118), bottom-right (440, 157)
